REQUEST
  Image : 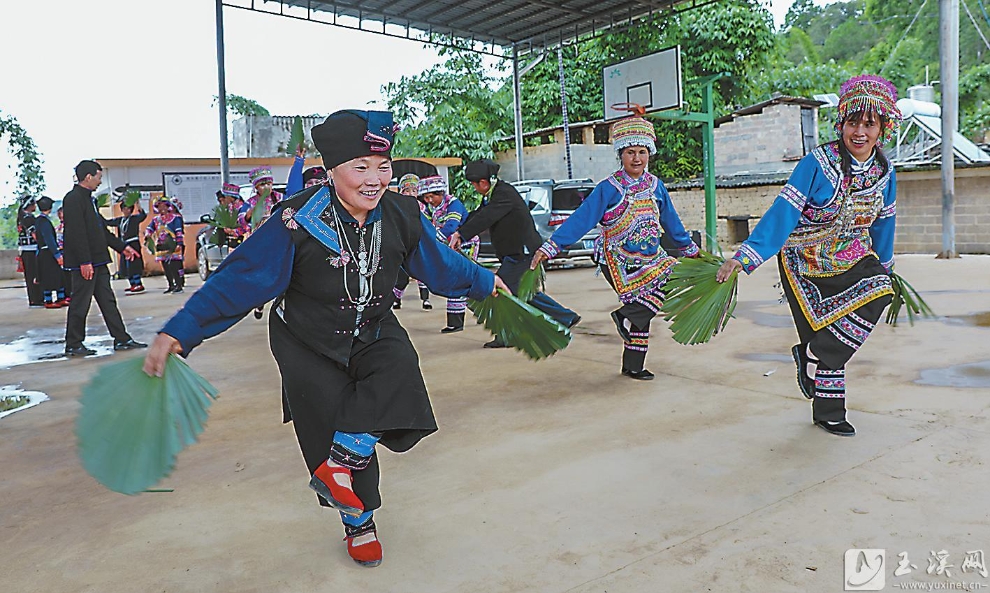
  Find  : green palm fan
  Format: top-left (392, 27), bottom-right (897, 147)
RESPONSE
top-left (250, 197), bottom-right (266, 228)
top-left (77, 354), bottom-right (219, 495)
top-left (468, 289), bottom-right (571, 360)
top-left (123, 190), bottom-right (142, 208)
top-left (208, 204), bottom-right (240, 246)
top-left (95, 193), bottom-right (111, 209)
top-left (516, 265), bottom-right (545, 302)
top-left (885, 272), bottom-right (935, 326)
top-left (659, 250), bottom-right (739, 345)
top-left (287, 115), bottom-right (305, 155)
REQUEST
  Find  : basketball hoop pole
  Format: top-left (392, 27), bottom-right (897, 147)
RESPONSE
top-left (652, 72), bottom-right (729, 252)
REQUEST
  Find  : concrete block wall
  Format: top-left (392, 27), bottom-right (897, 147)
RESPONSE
top-left (668, 166), bottom-right (990, 254)
top-left (496, 144), bottom-right (618, 182)
top-left (1, 249), bottom-right (19, 280)
top-left (714, 103), bottom-right (807, 175)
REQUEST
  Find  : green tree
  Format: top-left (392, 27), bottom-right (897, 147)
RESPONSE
top-left (212, 94), bottom-right (271, 117)
top-left (784, 27), bottom-right (820, 65)
top-left (1, 110), bottom-right (46, 248)
top-left (784, 0), bottom-right (822, 32)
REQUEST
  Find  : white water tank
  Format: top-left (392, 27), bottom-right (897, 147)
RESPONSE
top-left (907, 84), bottom-right (937, 103)
top-left (897, 98), bottom-right (941, 119)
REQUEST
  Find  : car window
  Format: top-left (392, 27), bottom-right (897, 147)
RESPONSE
top-left (552, 187), bottom-right (591, 211)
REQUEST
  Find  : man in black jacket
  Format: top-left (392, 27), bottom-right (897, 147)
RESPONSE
top-left (62, 160), bottom-right (146, 356)
top-left (450, 159), bottom-right (579, 348)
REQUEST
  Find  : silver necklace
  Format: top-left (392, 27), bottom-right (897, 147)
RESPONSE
top-left (331, 202), bottom-right (382, 314)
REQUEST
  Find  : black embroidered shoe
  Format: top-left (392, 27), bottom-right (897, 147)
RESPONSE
top-left (791, 344), bottom-right (815, 400)
top-left (814, 419), bottom-right (856, 437)
top-left (621, 368), bottom-right (655, 381)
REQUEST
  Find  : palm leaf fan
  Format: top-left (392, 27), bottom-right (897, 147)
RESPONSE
top-left (885, 272), bottom-right (935, 326)
top-left (468, 289), bottom-right (571, 360)
top-left (95, 193), bottom-right (111, 209)
top-left (659, 250), bottom-right (739, 345)
top-left (287, 115), bottom-right (305, 156)
top-left (250, 198), bottom-right (266, 228)
top-left (123, 190), bottom-right (142, 208)
top-left (144, 235), bottom-right (156, 255)
top-left (516, 265), bottom-right (545, 302)
top-left (77, 354), bottom-right (218, 495)
top-left (209, 204), bottom-right (239, 229)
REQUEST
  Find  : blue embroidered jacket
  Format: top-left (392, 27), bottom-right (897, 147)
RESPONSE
top-left (733, 142), bottom-right (896, 276)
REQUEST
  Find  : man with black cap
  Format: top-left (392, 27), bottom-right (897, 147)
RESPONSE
top-left (142, 109), bottom-right (508, 568)
top-left (62, 160), bottom-right (146, 356)
top-left (449, 159), bottom-right (580, 347)
top-left (16, 194), bottom-right (44, 307)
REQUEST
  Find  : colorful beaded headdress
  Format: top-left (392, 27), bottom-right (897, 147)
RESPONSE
top-left (221, 182), bottom-right (241, 199)
top-left (249, 166), bottom-right (274, 187)
top-left (168, 197), bottom-right (183, 212)
top-left (836, 75), bottom-right (902, 145)
top-left (398, 174), bottom-right (420, 195)
top-left (417, 175), bottom-right (447, 196)
top-left (609, 104), bottom-right (657, 155)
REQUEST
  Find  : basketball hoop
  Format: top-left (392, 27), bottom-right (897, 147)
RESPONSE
top-left (609, 103), bottom-right (647, 117)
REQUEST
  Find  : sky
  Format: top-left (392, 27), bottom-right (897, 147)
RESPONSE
top-left (0, 0), bottom-right (809, 205)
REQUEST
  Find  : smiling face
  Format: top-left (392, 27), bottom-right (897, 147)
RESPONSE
top-left (841, 111), bottom-right (882, 162)
top-left (330, 155), bottom-right (392, 223)
top-left (620, 146), bottom-right (650, 178)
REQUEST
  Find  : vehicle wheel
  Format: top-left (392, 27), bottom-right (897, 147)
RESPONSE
top-left (197, 246), bottom-right (210, 280)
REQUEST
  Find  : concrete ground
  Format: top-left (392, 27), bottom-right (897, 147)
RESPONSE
top-left (1, 255), bottom-right (988, 593)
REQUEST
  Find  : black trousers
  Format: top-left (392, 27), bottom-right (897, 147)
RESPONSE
top-left (20, 250), bottom-right (43, 306)
top-left (162, 260), bottom-right (182, 289)
top-left (65, 265), bottom-right (132, 348)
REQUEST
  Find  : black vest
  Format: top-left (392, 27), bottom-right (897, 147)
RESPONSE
top-left (17, 211), bottom-right (37, 248)
top-left (275, 186), bottom-right (422, 366)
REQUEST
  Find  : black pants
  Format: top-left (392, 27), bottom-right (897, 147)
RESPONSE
top-left (65, 265), bottom-right (132, 348)
top-left (162, 259), bottom-right (183, 290)
top-left (20, 250), bottom-right (43, 306)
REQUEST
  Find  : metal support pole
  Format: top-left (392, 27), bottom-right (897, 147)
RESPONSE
top-left (512, 45), bottom-right (525, 181)
top-left (939, 0), bottom-right (959, 258)
top-left (216, 0), bottom-right (231, 184)
top-left (558, 47), bottom-right (573, 179)
top-left (701, 81), bottom-right (717, 252)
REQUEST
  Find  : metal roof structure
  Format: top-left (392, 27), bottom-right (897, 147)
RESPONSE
top-left (224, 0), bottom-right (717, 57)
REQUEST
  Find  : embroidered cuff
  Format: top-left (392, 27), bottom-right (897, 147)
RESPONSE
top-left (538, 239), bottom-right (562, 260)
top-left (734, 243), bottom-right (764, 275)
top-left (681, 241), bottom-right (700, 258)
top-left (881, 258), bottom-right (894, 274)
top-left (878, 202), bottom-right (896, 219)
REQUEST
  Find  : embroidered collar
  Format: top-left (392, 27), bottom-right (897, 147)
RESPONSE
top-left (849, 152), bottom-right (875, 175)
top-left (292, 186), bottom-right (383, 254)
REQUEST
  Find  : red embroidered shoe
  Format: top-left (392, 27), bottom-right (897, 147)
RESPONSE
top-left (345, 528), bottom-right (382, 567)
top-left (310, 462), bottom-right (364, 516)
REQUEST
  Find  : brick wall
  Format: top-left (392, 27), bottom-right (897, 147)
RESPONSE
top-left (714, 103), bottom-right (810, 175)
top-left (668, 166), bottom-right (990, 254)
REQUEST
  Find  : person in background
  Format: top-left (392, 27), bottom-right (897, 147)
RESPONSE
top-left (106, 195), bottom-right (147, 293)
top-left (244, 166), bottom-right (283, 229)
top-left (62, 159), bottom-right (146, 356)
top-left (16, 194), bottom-right (43, 307)
top-left (56, 206), bottom-right (72, 302)
top-left (715, 75), bottom-right (899, 437)
top-left (216, 183), bottom-right (250, 248)
top-left (145, 196), bottom-right (185, 294)
top-left (531, 113), bottom-right (699, 380)
top-left (285, 144), bottom-right (328, 196)
top-left (392, 173), bottom-right (432, 310)
top-left (450, 159), bottom-right (580, 348)
top-left (33, 196), bottom-right (67, 308)
top-left (418, 175), bottom-right (479, 333)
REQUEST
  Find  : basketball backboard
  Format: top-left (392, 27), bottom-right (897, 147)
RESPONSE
top-left (603, 46), bottom-right (683, 121)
